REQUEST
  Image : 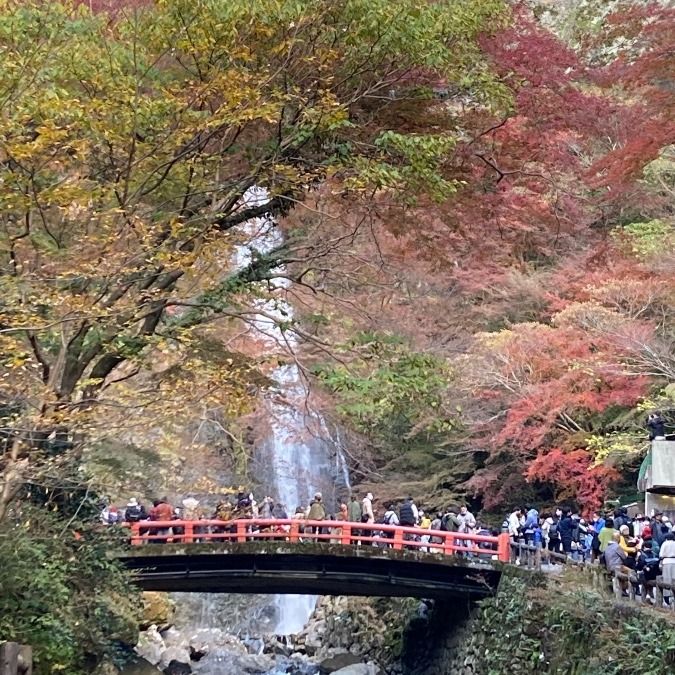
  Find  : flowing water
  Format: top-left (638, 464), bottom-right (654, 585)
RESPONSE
top-left (236, 186), bottom-right (350, 635)
top-left (169, 186), bottom-right (350, 649)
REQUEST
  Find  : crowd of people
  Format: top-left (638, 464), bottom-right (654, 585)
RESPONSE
top-left (505, 504), bottom-right (675, 604)
top-left (100, 492), bottom-right (675, 602)
top-left (99, 491), bottom-right (494, 554)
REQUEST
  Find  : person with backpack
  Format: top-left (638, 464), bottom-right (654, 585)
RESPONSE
top-left (440, 509), bottom-right (460, 532)
top-left (636, 540), bottom-right (660, 601)
top-left (381, 504), bottom-right (399, 547)
top-left (641, 525), bottom-right (660, 557)
top-left (124, 497), bottom-right (144, 523)
top-left (523, 505), bottom-right (539, 546)
top-left (542, 512), bottom-right (561, 555)
top-left (399, 497), bottom-right (417, 527)
top-left (508, 507), bottom-right (524, 543)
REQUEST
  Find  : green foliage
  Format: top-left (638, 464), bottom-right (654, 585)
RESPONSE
top-left (614, 220), bottom-right (675, 260)
top-left (0, 507), bottom-right (140, 674)
top-left (587, 431), bottom-right (644, 467)
top-left (313, 333), bottom-right (457, 444)
top-left (349, 131), bottom-right (460, 203)
top-left (473, 576), bottom-right (544, 675)
top-left (466, 574), bottom-right (675, 675)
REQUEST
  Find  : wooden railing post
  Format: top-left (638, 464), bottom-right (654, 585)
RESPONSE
top-left (184, 521), bottom-right (194, 544)
top-left (342, 524), bottom-right (352, 546)
top-left (0, 642), bottom-right (32, 675)
top-left (654, 582), bottom-right (663, 607)
top-left (236, 520), bottom-right (246, 543)
top-left (497, 533), bottom-right (510, 562)
top-left (393, 526), bottom-right (403, 550)
top-left (289, 520), bottom-right (299, 543)
top-left (131, 522), bottom-right (141, 545)
top-left (445, 532), bottom-right (455, 556)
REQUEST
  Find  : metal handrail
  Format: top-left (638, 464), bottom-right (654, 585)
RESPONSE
top-left (127, 518), bottom-right (511, 562)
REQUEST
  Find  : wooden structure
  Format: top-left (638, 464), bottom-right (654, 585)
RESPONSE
top-left (128, 517), bottom-right (511, 561)
top-left (118, 519), bottom-right (511, 599)
top-left (0, 643), bottom-right (32, 675)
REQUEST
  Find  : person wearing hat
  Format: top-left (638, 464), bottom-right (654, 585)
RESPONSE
top-left (124, 497), bottom-right (144, 523)
top-left (181, 496), bottom-right (200, 521)
top-left (618, 524), bottom-right (640, 569)
top-left (641, 525), bottom-right (660, 557)
top-left (362, 492), bottom-right (375, 525)
top-left (307, 492), bottom-right (326, 535)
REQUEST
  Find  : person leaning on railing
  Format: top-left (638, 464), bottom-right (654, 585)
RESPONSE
top-left (605, 531), bottom-right (630, 594)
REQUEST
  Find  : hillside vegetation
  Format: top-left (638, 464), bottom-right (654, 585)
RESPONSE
top-left (0, 1), bottom-right (673, 666)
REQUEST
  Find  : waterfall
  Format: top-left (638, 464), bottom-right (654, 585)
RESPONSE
top-left (235, 187), bottom-right (350, 634)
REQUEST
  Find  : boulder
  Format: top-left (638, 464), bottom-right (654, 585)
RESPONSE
top-left (159, 647), bottom-right (191, 671)
top-left (141, 593), bottom-right (176, 632)
top-left (331, 665), bottom-right (381, 675)
top-left (189, 629), bottom-right (248, 656)
top-left (136, 626), bottom-right (165, 666)
top-left (191, 649), bottom-right (274, 674)
top-left (319, 653), bottom-right (363, 673)
top-left (118, 658), bottom-right (162, 675)
top-left (163, 661), bottom-right (191, 675)
top-left (161, 627), bottom-right (189, 651)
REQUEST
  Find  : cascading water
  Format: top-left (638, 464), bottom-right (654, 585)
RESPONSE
top-left (133, 188), bottom-right (350, 673)
top-left (235, 187), bottom-right (350, 634)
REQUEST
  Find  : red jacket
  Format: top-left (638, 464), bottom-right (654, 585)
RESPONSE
top-left (149, 502), bottom-right (173, 521)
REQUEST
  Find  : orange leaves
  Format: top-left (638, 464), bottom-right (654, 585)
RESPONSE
top-left (525, 447), bottom-right (621, 514)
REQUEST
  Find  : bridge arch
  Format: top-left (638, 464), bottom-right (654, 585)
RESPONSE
top-left (118, 519), bottom-right (510, 599)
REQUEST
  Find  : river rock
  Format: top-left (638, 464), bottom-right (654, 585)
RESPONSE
top-left (330, 665), bottom-right (377, 675)
top-left (118, 657), bottom-right (162, 675)
top-left (319, 653), bottom-right (363, 673)
top-left (159, 647), bottom-right (191, 671)
top-left (191, 649), bottom-right (275, 674)
top-left (136, 626), bottom-right (166, 666)
top-left (188, 629), bottom-right (248, 656)
top-left (161, 627), bottom-right (190, 650)
top-left (163, 661), bottom-right (192, 675)
top-left (141, 592), bottom-right (176, 631)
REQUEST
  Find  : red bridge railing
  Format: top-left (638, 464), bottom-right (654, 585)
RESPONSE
top-left (128, 518), bottom-right (511, 562)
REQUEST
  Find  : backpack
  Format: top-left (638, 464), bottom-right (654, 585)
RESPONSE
top-left (126, 505), bottom-right (142, 522)
top-left (548, 521), bottom-right (559, 537)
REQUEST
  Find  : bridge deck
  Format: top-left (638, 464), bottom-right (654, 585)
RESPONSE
top-left (118, 541), bottom-right (505, 599)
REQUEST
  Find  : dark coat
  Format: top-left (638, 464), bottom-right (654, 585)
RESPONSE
top-left (558, 515), bottom-right (575, 541)
top-left (399, 501), bottom-right (416, 526)
top-left (647, 416), bottom-right (665, 439)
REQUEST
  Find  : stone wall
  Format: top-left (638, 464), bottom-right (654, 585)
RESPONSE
top-left (398, 570), bottom-right (675, 675)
